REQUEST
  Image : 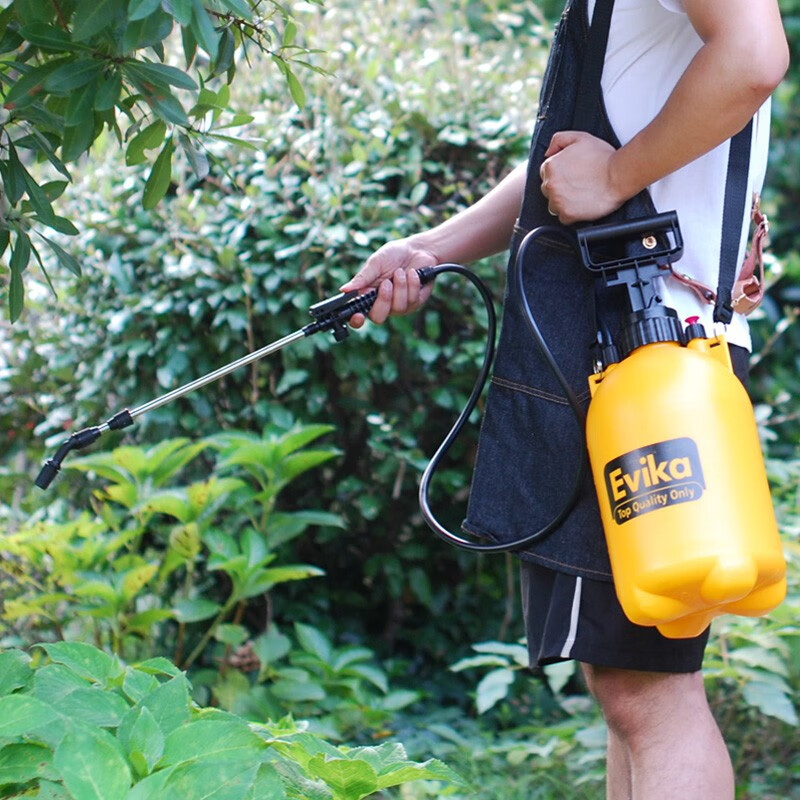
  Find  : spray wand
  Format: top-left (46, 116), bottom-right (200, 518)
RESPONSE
top-left (34, 266), bottom-right (479, 490)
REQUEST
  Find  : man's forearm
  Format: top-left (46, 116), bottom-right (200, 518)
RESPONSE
top-left (411, 162), bottom-right (528, 264)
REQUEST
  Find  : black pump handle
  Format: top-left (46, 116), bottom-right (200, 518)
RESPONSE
top-left (578, 211), bottom-right (683, 273)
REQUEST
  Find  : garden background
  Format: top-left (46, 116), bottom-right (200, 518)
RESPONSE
top-left (0, 0), bottom-right (798, 797)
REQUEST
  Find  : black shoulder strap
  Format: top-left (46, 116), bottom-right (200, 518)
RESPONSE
top-left (572, 0), bottom-right (615, 131)
top-left (714, 121), bottom-right (753, 324)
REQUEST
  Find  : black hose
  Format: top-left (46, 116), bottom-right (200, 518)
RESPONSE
top-left (418, 227), bottom-right (588, 552)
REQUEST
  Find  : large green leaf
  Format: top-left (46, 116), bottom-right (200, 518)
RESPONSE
top-left (95, 69), bottom-right (122, 110)
top-left (39, 642), bottom-right (120, 684)
top-left (122, 706), bottom-right (165, 776)
top-left (3, 58), bottom-right (68, 107)
top-left (742, 679), bottom-right (799, 725)
top-left (0, 695), bottom-right (59, 738)
top-left (55, 687), bottom-right (131, 728)
top-left (128, 0), bottom-right (161, 21)
top-left (125, 60), bottom-right (198, 90)
top-left (276, 425), bottom-right (336, 458)
top-left (143, 136), bottom-right (175, 209)
top-left (38, 234), bottom-right (82, 276)
top-left (0, 743), bottom-right (53, 786)
top-left (164, 759), bottom-right (259, 799)
top-left (161, 719), bottom-right (265, 767)
top-left (8, 233), bottom-right (28, 322)
top-left (72, 0), bottom-right (120, 41)
top-left (20, 22), bottom-right (76, 51)
top-left (294, 622), bottom-right (333, 663)
top-left (43, 59), bottom-right (104, 93)
top-left (172, 597), bottom-right (221, 623)
top-left (125, 119), bottom-right (167, 166)
top-left (307, 756), bottom-right (378, 800)
top-left (475, 667), bottom-right (515, 714)
top-left (54, 725), bottom-right (132, 799)
top-left (190, 0), bottom-right (219, 59)
top-left (0, 650), bottom-right (32, 696)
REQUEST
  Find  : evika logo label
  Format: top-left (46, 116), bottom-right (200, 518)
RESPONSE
top-left (603, 437), bottom-right (705, 525)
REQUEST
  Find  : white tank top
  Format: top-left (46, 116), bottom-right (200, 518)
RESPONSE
top-left (586, 0), bottom-right (771, 350)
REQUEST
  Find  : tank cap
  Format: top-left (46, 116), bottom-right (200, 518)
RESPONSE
top-left (684, 315), bottom-right (707, 342)
top-left (620, 306), bottom-right (684, 357)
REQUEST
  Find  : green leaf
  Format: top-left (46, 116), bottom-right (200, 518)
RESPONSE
top-left (133, 657), bottom-right (183, 678)
top-left (128, 0), bottom-right (161, 21)
top-left (165, 759), bottom-right (259, 798)
top-left (294, 622), bottom-right (333, 663)
top-left (281, 63), bottom-right (306, 109)
top-left (20, 22), bottom-right (76, 50)
top-left (4, 59), bottom-right (68, 107)
top-left (450, 654), bottom-right (510, 672)
top-left (278, 450), bottom-right (337, 483)
top-left (375, 758), bottom-right (466, 791)
top-left (0, 694), bottom-right (60, 738)
top-left (173, 598), bottom-right (221, 623)
top-left (161, 719), bottom-right (265, 767)
top-left (475, 667), bottom-right (515, 714)
top-left (8, 234), bottom-right (29, 322)
top-left (72, 0), bottom-right (119, 41)
top-left (38, 234), bottom-right (82, 276)
top-left (22, 169), bottom-right (58, 224)
top-left (211, 26), bottom-right (235, 76)
top-left (95, 70), bottom-right (122, 111)
top-left (43, 59), bottom-right (104, 93)
top-left (252, 629), bottom-right (292, 670)
top-left (54, 725), bottom-right (132, 799)
top-left (270, 677), bottom-right (326, 702)
top-left (65, 80), bottom-right (97, 126)
top-left (307, 756), bottom-right (378, 800)
top-left (5, 142), bottom-right (29, 204)
top-left (165, 0), bottom-right (193, 25)
top-left (122, 706), bottom-right (164, 776)
top-left (472, 641), bottom-right (530, 666)
top-left (0, 743), bottom-right (53, 785)
top-left (56, 687), bottom-right (131, 727)
top-left (742, 680), bottom-right (799, 725)
top-left (146, 88), bottom-right (189, 126)
top-left (178, 132), bottom-right (210, 179)
top-left (277, 425), bottom-right (335, 457)
top-left (191, 0), bottom-right (219, 59)
top-left (39, 642), bottom-right (119, 684)
top-left (218, 0), bottom-right (252, 18)
top-left (126, 60), bottom-right (198, 90)
top-left (61, 121), bottom-right (95, 162)
top-left (131, 675), bottom-right (191, 735)
top-left (0, 650), bottom-right (32, 696)
top-left (143, 136), bottom-right (174, 209)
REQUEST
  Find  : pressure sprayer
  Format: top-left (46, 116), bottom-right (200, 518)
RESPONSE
top-left (35, 212), bottom-right (786, 637)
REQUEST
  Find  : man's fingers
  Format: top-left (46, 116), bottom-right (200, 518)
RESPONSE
top-left (368, 279), bottom-right (394, 324)
top-left (392, 268), bottom-right (408, 313)
top-left (544, 129), bottom-right (582, 158)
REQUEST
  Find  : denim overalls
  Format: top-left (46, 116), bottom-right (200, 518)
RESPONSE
top-left (463, 0), bottom-right (663, 580)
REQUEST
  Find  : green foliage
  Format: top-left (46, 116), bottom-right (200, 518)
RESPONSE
top-left (2, 0), bottom-right (549, 687)
top-left (0, 644), bottom-right (464, 799)
top-left (208, 621), bottom-right (420, 741)
top-left (1, 424), bottom-right (340, 666)
top-left (0, 0), bottom-right (325, 320)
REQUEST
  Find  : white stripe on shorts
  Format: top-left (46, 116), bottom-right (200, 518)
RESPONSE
top-left (559, 576), bottom-right (583, 658)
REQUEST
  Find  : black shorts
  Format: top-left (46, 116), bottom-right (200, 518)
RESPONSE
top-left (521, 560), bottom-right (709, 673)
top-left (519, 344), bottom-right (748, 674)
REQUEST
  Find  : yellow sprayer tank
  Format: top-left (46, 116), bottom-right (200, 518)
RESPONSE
top-left (586, 334), bottom-right (786, 638)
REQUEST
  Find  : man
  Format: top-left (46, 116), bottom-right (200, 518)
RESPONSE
top-left (342, 2), bottom-right (789, 797)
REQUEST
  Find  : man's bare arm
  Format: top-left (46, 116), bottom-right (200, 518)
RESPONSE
top-left (541, 0), bottom-right (789, 224)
